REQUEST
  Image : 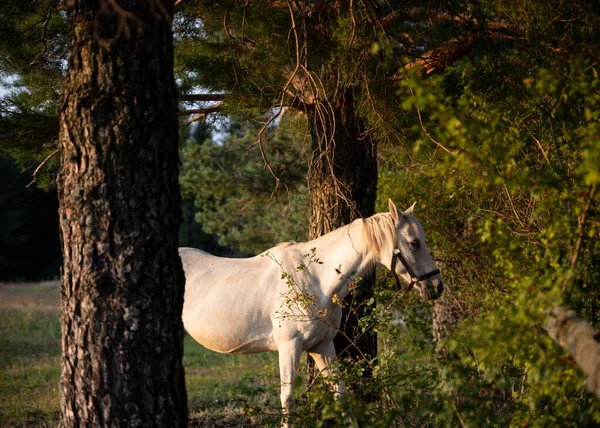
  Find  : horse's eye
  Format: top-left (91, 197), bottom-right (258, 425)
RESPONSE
top-left (409, 240), bottom-right (420, 248)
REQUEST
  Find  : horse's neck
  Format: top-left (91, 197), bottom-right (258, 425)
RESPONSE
top-left (310, 220), bottom-right (375, 299)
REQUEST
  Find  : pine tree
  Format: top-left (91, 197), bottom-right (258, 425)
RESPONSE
top-left (0, 0), bottom-right (65, 172)
top-left (180, 117), bottom-right (308, 255)
top-left (57, 0), bottom-right (187, 424)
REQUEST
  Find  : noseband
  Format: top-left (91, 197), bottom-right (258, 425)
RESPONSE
top-left (391, 248), bottom-right (440, 293)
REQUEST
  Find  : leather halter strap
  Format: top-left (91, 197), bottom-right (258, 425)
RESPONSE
top-left (391, 248), bottom-right (441, 293)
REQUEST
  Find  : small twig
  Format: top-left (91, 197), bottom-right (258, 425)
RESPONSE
top-left (235, 198), bottom-right (255, 214)
top-left (255, 109), bottom-right (284, 196)
top-left (281, 0), bottom-right (302, 97)
top-left (30, 14), bottom-right (51, 65)
top-left (544, 106), bottom-right (567, 180)
top-left (346, 0), bottom-right (357, 50)
top-left (179, 113), bottom-right (206, 127)
top-left (149, 0), bottom-right (172, 26)
top-left (562, 184), bottom-right (598, 293)
top-left (500, 171), bottom-right (525, 228)
top-left (26, 148), bottom-right (59, 188)
top-left (223, 9), bottom-right (232, 41)
top-left (93, 0), bottom-right (142, 49)
top-left (407, 85), bottom-right (457, 155)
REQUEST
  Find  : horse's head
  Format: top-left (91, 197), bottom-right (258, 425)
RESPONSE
top-left (387, 199), bottom-right (444, 300)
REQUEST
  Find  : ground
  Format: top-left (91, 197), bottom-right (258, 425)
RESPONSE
top-left (0, 282), bottom-right (283, 427)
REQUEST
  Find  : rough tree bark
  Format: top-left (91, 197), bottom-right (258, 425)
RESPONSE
top-left (306, 88), bottom-right (378, 362)
top-left (546, 306), bottom-right (600, 400)
top-left (58, 0), bottom-right (187, 425)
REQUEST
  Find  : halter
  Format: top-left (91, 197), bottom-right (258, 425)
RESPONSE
top-left (391, 248), bottom-right (441, 293)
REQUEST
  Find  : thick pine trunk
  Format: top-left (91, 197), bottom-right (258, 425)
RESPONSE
top-left (58, 1), bottom-right (187, 426)
top-left (306, 89), bottom-right (378, 361)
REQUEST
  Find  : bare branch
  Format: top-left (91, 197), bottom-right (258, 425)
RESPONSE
top-left (406, 85), bottom-right (457, 155)
top-left (30, 14), bottom-right (52, 66)
top-left (397, 15), bottom-right (522, 76)
top-left (562, 184), bottom-right (598, 293)
top-left (93, 0), bottom-right (143, 49)
top-left (26, 148), bottom-right (59, 188)
top-left (179, 113), bottom-right (206, 127)
top-left (404, 35), bottom-right (476, 75)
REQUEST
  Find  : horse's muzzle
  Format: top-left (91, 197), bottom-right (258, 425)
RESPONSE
top-left (419, 276), bottom-right (444, 300)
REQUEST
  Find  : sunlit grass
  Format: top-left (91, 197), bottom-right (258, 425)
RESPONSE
top-left (0, 282), bottom-right (281, 426)
top-left (0, 283), bottom-right (61, 427)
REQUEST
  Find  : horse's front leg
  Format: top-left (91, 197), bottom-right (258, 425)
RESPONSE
top-left (278, 338), bottom-right (302, 428)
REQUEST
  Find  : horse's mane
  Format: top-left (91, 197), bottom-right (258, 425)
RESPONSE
top-left (274, 241), bottom-right (296, 249)
top-left (272, 214), bottom-right (396, 262)
top-left (359, 212), bottom-right (397, 260)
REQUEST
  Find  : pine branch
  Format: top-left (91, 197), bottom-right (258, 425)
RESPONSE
top-left (178, 102), bottom-right (224, 126)
top-left (29, 14), bottom-right (52, 65)
top-left (179, 114), bottom-right (206, 127)
top-left (179, 93), bottom-right (226, 102)
top-left (178, 103), bottom-right (223, 116)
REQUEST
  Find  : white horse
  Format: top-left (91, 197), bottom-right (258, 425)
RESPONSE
top-left (179, 200), bottom-right (444, 425)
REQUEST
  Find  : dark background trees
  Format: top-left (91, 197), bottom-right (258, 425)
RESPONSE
top-left (179, 118), bottom-right (309, 255)
top-left (0, 157), bottom-right (60, 281)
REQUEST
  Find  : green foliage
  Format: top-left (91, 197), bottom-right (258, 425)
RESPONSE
top-left (371, 7), bottom-right (600, 424)
top-left (175, 0), bottom-right (293, 112)
top-left (0, 0), bottom-right (65, 170)
top-left (179, 117), bottom-right (309, 254)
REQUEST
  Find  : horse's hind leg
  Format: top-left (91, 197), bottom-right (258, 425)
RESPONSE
top-left (278, 339), bottom-right (302, 428)
top-left (307, 341), bottom-right (347, 399)
top-left (308, 341), bottom-right (358, 427)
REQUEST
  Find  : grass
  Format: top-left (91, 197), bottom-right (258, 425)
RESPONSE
top-left (0, 282), bottom-right (61, 427)
top-left (0, 282), bottom-right (281, 427)
top-left (184, 336), bottom-right (281, 426)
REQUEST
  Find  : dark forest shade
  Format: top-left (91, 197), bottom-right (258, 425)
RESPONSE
top-left (0, 157), bottom-right (61, 281)
top-left (57, 0), bottom-right (187, 425)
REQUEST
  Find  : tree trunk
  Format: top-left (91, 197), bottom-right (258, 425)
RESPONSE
top-left (545, 306), bottom-right (600, 400)
top-left (58, 1), bottom-right (187, 426)
top-left (306, 88), bottom-right (378, 362)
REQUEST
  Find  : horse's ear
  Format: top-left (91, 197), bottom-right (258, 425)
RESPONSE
top-left (404, 201), bottom-right (416, 215)
top-left (388, 199), bottom-right (400, 221)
